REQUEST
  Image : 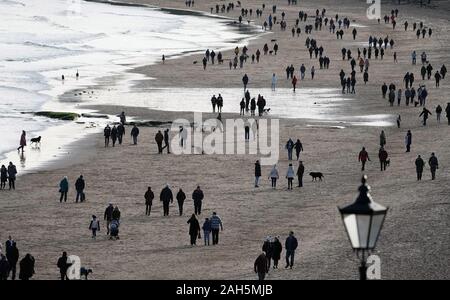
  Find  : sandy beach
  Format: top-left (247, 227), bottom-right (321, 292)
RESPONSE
top-left (0, 0), bottom-right (449, 280)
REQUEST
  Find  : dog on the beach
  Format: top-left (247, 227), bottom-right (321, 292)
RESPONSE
top-left (30, 136), bottom-right (41, 146)
top-left (385, 159), bottom-right (390, 167)
top-left (80, 267), bottom-right (93, 280)
top-left (263, 108), bottom-right (271, 115)
top-left (309, 172), bottom-right (324, 181)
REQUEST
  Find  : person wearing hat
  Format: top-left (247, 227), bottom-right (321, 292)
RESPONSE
top-left (89, 215), bottom-right (100, 238)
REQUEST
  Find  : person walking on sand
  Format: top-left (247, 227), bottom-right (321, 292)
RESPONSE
top-left (111, 125), bottom-right (118, 147)
top-left (145, 187), bottom-right (154, 216)
top-left (17, 130), bottom-right (26, 153)
top-left (268, 165), bottom-right (279, 189)
top-left (254, 252), bottom-right (269, 280)
top-left (7, 162), bottom-right (17, 190)
top-left (160, 184), bottom-right (173, 217)
top-left (155, 130), bottom-right (164, 154)
top-left (272, 237), bottom-right (282, 269)
top-left (131, 125), bottom-right (139, 145)
top-left (89, 215), bottom-right (100, 239)
top-left (358, 147), bottom-right (370, 171)
top-left (176, 188), bottom-right (186, 216)
top-left (75, 175), bottom-right (85, 202)
top-left (297, 161), bottom-right (305, 187)
top-left (57, 252), bottom-right (71, 280)
top-left (103, 125), bottom-right (111, 147)
top-left (210, 212), bottom-right (223, 245)
top-left (262, 237), bottom-right (274, 270)
top-left (254, 160), bottom-right (261, 188)
top-left (0, 165), bottom-right (7, 190)
top-left (112, 206), bottom-right (121, 222)
top-left (286, 138), bottom-right (294, 160)
top-left (436, 105), bottom-right (442, 123)
top-left (211, 95), bottom-right (217, 113)
top-left (162, 129), bottom-right (170, 153)
top-left (415, 155), bottom-right (425, 181)
top-left (59, 176), bottom-right (69, 203)
top-left (187, 214), bottom-right (201, 246)
top-left (117, 123), bottom-right (125, 145)
top-left (380, 130), bottom-right (386, 148)
top-left (192, 186), bottom-right (204, 215)
top-left (285, 231), bottom-right (298, 269)
top-left (6, 242), bottom-right (19, 280)
top-left (294, 139), bottom-right (303, 160)
top-left (405, 130), bottom-right (412, 152)
top-left (286, 163), bottom-right (295, 190)
top-left (419, 107), bottom-right (432, 126)
top-left (104, 203), bottom-right (114, 235)
top-left (19, 253), bottom-right (35, 280)
top-left (242, 74), bottom-right (249, 90)
top-left (378, 147), bottom-right (388, 171)
top-left (0, 254), bottom-right (10, 280)
top-left (429, 153), bottom-right (439, 180)
top-left (202, 218), bottom-right (212, 246)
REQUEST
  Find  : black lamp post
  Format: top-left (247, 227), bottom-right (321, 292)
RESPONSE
top-left (338, 175), bottom-right (388, 280)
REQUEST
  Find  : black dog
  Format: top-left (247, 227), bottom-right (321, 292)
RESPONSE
top-left (30, 136), bottom-right (41, 146)
top-left (309, 172), bottom-right (324, 181)
top-left (80, 267), bottom-right (93, 280)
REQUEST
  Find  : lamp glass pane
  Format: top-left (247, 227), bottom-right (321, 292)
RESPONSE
top-left (343, 214), bottom-right (360, 248)
top-left (356, 214), bottom-right (371, 249)
top-left (368, 214), bottom-right (385, 248)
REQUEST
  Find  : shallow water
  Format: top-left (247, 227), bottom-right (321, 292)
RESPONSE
top-left (0, 0), bottom-right (258, 172)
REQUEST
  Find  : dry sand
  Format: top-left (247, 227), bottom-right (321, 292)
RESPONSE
top-left (0, 0), bottom-right (449, 279)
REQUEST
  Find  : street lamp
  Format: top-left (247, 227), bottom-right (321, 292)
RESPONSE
top-left (338, 175), bottom-right (388, 280)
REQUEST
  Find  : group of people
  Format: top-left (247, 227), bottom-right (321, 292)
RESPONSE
top-left (254, 231), bottom-right (298, 280)
top-left (255, 160), bottom-right (305, 190)
top-left (0, 236), bottom-right (35, 280)
top-left (0, 162), bottom-right (17, 190)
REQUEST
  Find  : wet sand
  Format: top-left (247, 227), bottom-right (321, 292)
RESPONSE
top-left (0, 0), bottom-right (449, 279)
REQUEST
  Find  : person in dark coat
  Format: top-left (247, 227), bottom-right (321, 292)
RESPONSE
top-left (405, 130), bottom-right (412, 152)
top-left (294, 139), bottom-right (303, 161)
top-left (160, 185), bottom-right (173, 216)
top-left (18, 254), bottom-right (35, 280)
top-left (7, 162), bottom-right (17, 190)
top-left (59, 176), bottom-right (69, 203)
top-left (242, 74), bottom-right (249, 90)
top-left (378, 147), bottom-right (388, 171)
top-left (0, 254), bottom-right (10, 280)
top-left (155, 130), bottom-right (164, 154)
top-left (176, 188), bottom-right (186, 216)
top-left (415, 155), bottom-right (425, 181)
top-left (262, 237), bottom-right (274, 270)
top-left (297, 161), bottom-right (305, 187)
top-left (0, 165), bottom-right (7, 190)
top-left (117, 123), bottom-right (125, 145)
top-left (285, 231), bottom-right (298, 269)
top-left (419, 107), bottom-right (432, 126)
top-left (112, 206), bottom-right (121, 221)
top-left (145, 187), bottom-right (154, 216)
top-left (428, 153), bottom-right (439, 180)
top-left (104, 203), bottom-right (114, 235)
top-left (57, 252), bottom-right (71, 280)
top-left (358, 147), bottom-right (370, 171)
top-left (162, 129), bottom-right (170, 154)
top-left (130, 125), bottom-right (139, 145)
top-left (187, 214), bottom-right (201, 246)
top-left (192, 186), bottom-right (204, 215)
top-left (254, 160), bottom-right (261, 187)
top-left (103, 125), bottom-right (111, 147)
top-left (75, 175), bottom-right (85, 203)
top-left (254, 252), bottom-right (269, 280)
top-left (6, 242), bottom-right (19, 280)
top-left (272, 237), bottom-right (282, 269)
top-left (111, 125), bottom-right (118, 147)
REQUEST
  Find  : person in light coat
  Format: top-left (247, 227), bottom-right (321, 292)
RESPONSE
top-left (268, 165), bottom-right (279, 189)
top-left (286, 163), bottom-right (295, 190)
